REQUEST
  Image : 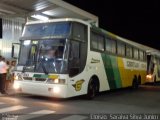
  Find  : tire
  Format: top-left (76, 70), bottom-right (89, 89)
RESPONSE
top-left (138, 75), bottom-right (141, 85)
top-left (154, 76), bottom-right (156, 85)
top-left (132, 76), bottom-right (138, 89)
top-left (86, 79), bottom-right (96, 100)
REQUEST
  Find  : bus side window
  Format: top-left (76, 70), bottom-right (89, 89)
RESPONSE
top-left (133, 48), bottom-right (139, 59)
top-left (139, 50), bottom-right (144, 61)
top-left (106, 37), bottom-right (116, 54)
top-left (91, 31), bottom-right (104, 51)
top-left (126, 45), bottom-right (133, 58)
top-left (69, 41), bottom-right (80, 77)
top-left (117, 41), bottom-right (125, 56)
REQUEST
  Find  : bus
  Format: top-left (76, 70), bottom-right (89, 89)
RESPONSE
top-left (12, 18), bottom-right (147, 99)
top-left (146, 52), bottom-right (160, 83)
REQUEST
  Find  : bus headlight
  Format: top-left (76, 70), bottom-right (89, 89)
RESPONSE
top-left (14, 75), bottom-right (18, 80)
top-left (13, 82), bottom-right (20, 89)
top-left (53, 87), bottom-right (60, 94)
top-left (54, 79), bottom-right (59, 83)
top-left (47, 79), bottom-right (65, 84)
top-left (14, 75), bottom-right (23, 81)
top-left (54, 79), bottom-right (65, 84)
top-left (146, 74), bottom-right (152, 79)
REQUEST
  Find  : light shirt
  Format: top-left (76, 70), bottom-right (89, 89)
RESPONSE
top-left (0, 61), bottom-right (8, 73)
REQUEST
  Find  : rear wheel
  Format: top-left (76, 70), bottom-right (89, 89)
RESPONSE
top-left (132, 76), bottom-right (139, 89)
top-left (154, 76), bottom-right (157, 84)
top-left (138, 75), bottom-right (141, 85)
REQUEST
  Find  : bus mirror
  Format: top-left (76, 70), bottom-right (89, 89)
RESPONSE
top-left (69, 68), bottom-right (79, 77)
top-left (11, 43), bottom-right (20, 59)
top-left (11, 45), bottom-right (14, 58)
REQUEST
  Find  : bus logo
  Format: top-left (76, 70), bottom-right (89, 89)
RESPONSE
top-left (72, 79), bottom-right (85, 91)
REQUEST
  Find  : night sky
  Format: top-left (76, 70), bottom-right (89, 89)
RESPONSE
top-left (65, 0), bottom-right (160, 50)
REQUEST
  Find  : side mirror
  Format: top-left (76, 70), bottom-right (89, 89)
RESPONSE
top-left (69, 67), bottom-right (79, 77)
top-left (11, 45), bottom-right (14, 58)
top-left (11, 43), bottom-right (20, 59)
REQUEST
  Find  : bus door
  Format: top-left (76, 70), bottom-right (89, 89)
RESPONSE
top-left (11, 43), bottom-right (20, 59)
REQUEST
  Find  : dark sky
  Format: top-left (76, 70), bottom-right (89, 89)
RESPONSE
top-left (64, 0), bottom-right (160, 50)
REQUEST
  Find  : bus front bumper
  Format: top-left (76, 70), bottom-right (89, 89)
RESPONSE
top-left (13, 81), bottom-right (68, 98)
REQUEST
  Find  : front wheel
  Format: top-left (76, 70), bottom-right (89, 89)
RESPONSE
top-left (86, 80), bottom-right (96, 100)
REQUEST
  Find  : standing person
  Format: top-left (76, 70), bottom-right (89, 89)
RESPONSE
top-left (10, 61), bottom-right (16, 84)
top-left (0, 56), bottom-right (3, 94)
top-left (6, 61), bottom-right (11, 90)
top-left (0, 57), bottom-right (8, 94)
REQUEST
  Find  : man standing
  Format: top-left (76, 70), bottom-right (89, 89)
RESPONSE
top-left (0, 56), bottom-right (8, 94)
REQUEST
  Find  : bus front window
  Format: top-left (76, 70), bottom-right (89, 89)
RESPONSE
top-left (35, 39), bottom-right (68, 74)
top-left (18, 39), bottom-right (69, 74)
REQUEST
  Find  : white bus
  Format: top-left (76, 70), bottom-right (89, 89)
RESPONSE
top-left (13, 18), bottom-right (147, 99)
top-left (146, 53), bottom-right (160, 83)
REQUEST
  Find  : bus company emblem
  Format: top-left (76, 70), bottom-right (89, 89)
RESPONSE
top-left (72, 79), bottom-right (85, 91)
top-left (91, 58), bottom-right (100, 63)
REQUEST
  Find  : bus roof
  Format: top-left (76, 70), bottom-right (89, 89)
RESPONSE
top-left (25, 18), bottom-right (90, 26)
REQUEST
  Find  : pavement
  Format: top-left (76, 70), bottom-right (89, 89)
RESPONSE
top-left (0, 83), bottom-right (159, 120)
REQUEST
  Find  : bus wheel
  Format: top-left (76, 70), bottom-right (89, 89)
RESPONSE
top-left (86, 79), bottom-right (96, 100)
top-left (138, 75), bottom-right (141, 85)
top-left (154, 76), bottom-right (156, 84)
top-left (132, 76), bottom-right (138, 89)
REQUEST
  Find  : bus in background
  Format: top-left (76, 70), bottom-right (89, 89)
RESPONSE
top-left (146, 52), bottom-right (160, 83)
top-left (12, 18), bottom-right (147, 99)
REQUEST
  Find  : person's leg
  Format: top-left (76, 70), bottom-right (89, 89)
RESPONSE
top-left (1, 73), bottom-right (7, 94)
top-left (0, 74), bottom-right (2, 92)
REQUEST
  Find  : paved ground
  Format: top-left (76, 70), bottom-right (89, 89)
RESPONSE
top-left (0, 83), bottom-right (160, 120)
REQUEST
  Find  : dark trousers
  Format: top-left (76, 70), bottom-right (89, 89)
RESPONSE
top-left (0, 73), bottom-right (6, 93)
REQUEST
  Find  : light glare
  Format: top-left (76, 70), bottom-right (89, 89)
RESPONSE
top-left (13, 82), bottom-right (20, 89)
top-left (24, 40), bottom-right (31, 45)
top-left (31, 14), bottom-right (49, 21)
top-left (53, 87), bottom-right (60, 94)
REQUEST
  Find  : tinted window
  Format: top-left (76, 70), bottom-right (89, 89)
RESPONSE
top-left (72, 22), bottom-right (87, 41)
top-left (139, 50), bottom-right (144, 60)
top-left (133, 48), bottom-right (139, 59)
top-left (106, 38), bottom-right (116, 54)
top-left (22, 22), bottom-right (71, 37)
top-left (91, 32), bottom-right (104, 51)
top-left (69, 39), bottom-right (87, 77)
top-left (117, 41), bottom-right (125, 56)
top-left (126, 45), bottom-right (133, 58)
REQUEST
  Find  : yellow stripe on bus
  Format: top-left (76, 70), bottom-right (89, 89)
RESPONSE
top-left (117, 57), bottom-right (146, 87)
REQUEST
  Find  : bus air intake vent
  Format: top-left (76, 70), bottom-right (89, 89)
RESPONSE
top-left (23, 77), bottom-right (32, 81)
top-left (35, 78), bottom-right (46, 82)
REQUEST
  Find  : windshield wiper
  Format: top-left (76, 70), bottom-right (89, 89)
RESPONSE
top-left (37, 46), bottom-right (48, 75)
top-left (42, 62), bottom-right (48, 75)
top-left (22, 60), bottom-right (33, 73)
top-left (22, 66), bottom-right (26, 73)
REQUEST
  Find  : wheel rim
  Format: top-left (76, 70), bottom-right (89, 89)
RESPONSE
top-left (89, 84), bottom-right (95, 98)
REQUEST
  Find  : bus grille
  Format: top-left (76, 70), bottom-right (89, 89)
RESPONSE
top-left (35, 78), bottom-right (46, 82)
top-left (23, 77), bottom-right (32, 81)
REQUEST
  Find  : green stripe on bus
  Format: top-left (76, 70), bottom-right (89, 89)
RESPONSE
top-left (101, 54), bottom-right (122, 89)
top-left (110, 56), bottom-right (122, 88)
top-left (33, 74), bottom-right (48, 78)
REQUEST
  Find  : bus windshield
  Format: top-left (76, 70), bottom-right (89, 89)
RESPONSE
top-left (22, 22), bottom-right (71, 38)
top-left (18, 39), bottom-right (69, 74)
